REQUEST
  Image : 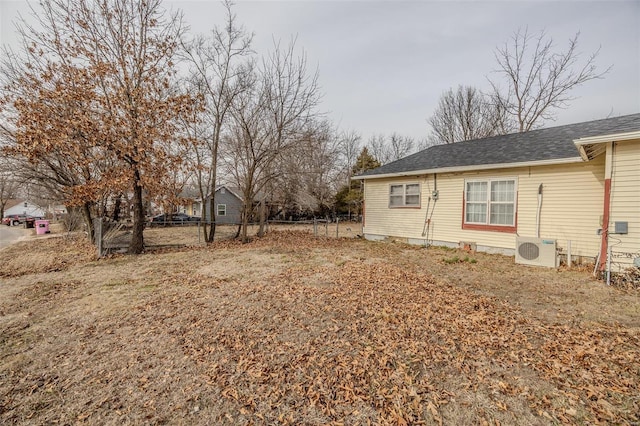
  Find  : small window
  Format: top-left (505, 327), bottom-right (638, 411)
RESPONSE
top-left (389, 183), bottom-right (421, 208)
top-left (217, 204), bottom-right (226, 216)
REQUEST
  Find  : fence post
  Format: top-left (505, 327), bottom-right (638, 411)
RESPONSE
top-left (325, 218), bottom-right (328, 237)
top-left (336, 217), bottom-right (339, 238)
top-left (313, 218), bottom-right (318, 236)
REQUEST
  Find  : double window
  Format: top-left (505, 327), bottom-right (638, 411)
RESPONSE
top-left (217, 204), bottom-right (226, 216)
top-left (389, 183), bottom-right (420, 208)
top-left (464, 178), bottom-right (516, 231)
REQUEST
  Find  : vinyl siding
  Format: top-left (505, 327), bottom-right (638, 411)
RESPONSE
top-left (204, 189), bottom-right (243, 224)
top-left (609, 140), bottom-right (640, 269)
top-left (4, 201), bottom-right (47, 218)
top-left (363, 157), bottom-right (605, 258)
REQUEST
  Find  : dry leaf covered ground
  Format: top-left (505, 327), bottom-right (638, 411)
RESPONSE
top-left (1, 229), bottom-right (638, 425)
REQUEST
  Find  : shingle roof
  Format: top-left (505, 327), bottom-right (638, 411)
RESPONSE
top-left (358, 113), bottom-right (640, 178)
top-left (3, 199), bottom-right (24, 210)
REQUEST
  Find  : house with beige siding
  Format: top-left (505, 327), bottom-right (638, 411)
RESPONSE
top-left (355, 114), bottom-right (640, 272)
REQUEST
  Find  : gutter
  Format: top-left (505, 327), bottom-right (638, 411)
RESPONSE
top-left (353, 157), bottom-right (583, 181)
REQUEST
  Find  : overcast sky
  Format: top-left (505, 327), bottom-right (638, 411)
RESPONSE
top-left (2, 0), bottom-right (639, 143)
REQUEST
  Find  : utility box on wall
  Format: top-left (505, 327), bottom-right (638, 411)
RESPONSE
top-left (614, 221), bottom-right (628, 234)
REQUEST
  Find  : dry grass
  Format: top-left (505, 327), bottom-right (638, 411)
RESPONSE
top-left (0, 230), bottom-right (638, 425)
top-left (142, 222), bottom-right (362, 247)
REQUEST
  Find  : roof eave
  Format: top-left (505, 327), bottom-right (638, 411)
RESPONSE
top-left (353, 157), bottom-right (584, 180)
top-left (573, 130), bottom-right (640, 161)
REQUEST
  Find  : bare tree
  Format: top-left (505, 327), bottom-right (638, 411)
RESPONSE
top-left (337, 129), bottom-right (361, 186)
top-left (367, 133), bottom-right (415, 164)
top-left (265, 119), bottom-right (339, 221)
top-left (223, 39), bottom-right (321, 242)
top-left (388, 133), bottom-right (415, 162)
top-left (296, 120), bottom-right (340, 216)
top-left (428, 85), bottom-right (510, 144)
top-left (181, 0), bottom-right (253, 243)
top-left (415, 137), bottom-right (434, 151)
top-left (490, 27), bottom-right (610, 132)
top-left (367, 134), bottom-right (388, 164)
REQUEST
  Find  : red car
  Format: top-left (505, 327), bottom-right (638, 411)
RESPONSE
top-left (2, 214), bottom-right (27, 226)
top-left (2, 214), bottom-right (41, 227)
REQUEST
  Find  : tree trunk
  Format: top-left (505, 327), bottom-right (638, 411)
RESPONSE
top-left (241, 203), bottom-right (249, 243)
top-left (81, 202), bottom-right (95, 243)
top-left (197, 186), bottom-right (209, 244)
top-left (205, 137), bottom-right (219, 244)
top-left (207, 195), bottom-right (216, 243)
top-left (112, 194), bottom-right (122, 221)
top-left (257, 198), bottom-right (266, 237)
top-left (129, 172), bottom-right (145, 254)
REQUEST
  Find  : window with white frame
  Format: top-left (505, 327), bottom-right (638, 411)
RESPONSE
top-left (217, 204), bottom-right (227, 216)
top-left (389, 183), bottom-right (420, 208)
top-left (464, 179), bottom-right (516, 226)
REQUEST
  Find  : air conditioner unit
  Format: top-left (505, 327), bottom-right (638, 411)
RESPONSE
top-left (515, 237), bottom-right (558, 268)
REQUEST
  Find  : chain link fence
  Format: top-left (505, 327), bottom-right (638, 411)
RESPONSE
top-left (93, 218), bottom-right (363, 257)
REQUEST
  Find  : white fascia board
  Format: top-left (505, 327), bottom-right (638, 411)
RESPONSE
top-left (573, 131), bottom-right (640, 161)
top-left (353, 157), bottom-right (584, 181)
top-left (573, 130), bottom-right (640, 146)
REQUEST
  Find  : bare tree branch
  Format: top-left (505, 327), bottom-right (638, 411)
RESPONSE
top-left (222, 38), bottom-right (322, 241)
top-left (490, 27), bottom-right (610, 132)
top-left (427, 85), bottom-right (511, 144)
top-left (180, 0), bottom-right (253, 242)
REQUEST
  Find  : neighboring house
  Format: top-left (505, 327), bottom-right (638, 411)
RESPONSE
top-left (182, 200), bottom-right (202, 218)
top-left (176, 187), bottom-right (202, 217)
top-left (4, 199), bottom-right (47, 218)
top-left (176, 199), bottom-right (202, 217)
top-left (355, 113), bottom-right (640, 272)
top-left (203, 186), bottom-right (244, 225)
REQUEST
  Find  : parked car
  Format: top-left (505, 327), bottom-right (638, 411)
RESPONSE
top-left (2, 214), bottom-right (44, 227)
top-left (148, 213), bottom-right (200, 226)
top-left (2, 214), bottom-right (28, 226)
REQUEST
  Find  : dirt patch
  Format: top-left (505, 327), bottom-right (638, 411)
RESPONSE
top-left (0, 231), bottom-right (638, 425)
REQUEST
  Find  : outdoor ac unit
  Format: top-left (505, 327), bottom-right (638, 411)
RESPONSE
top-left (515, 237), bottom-right (558, 268)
